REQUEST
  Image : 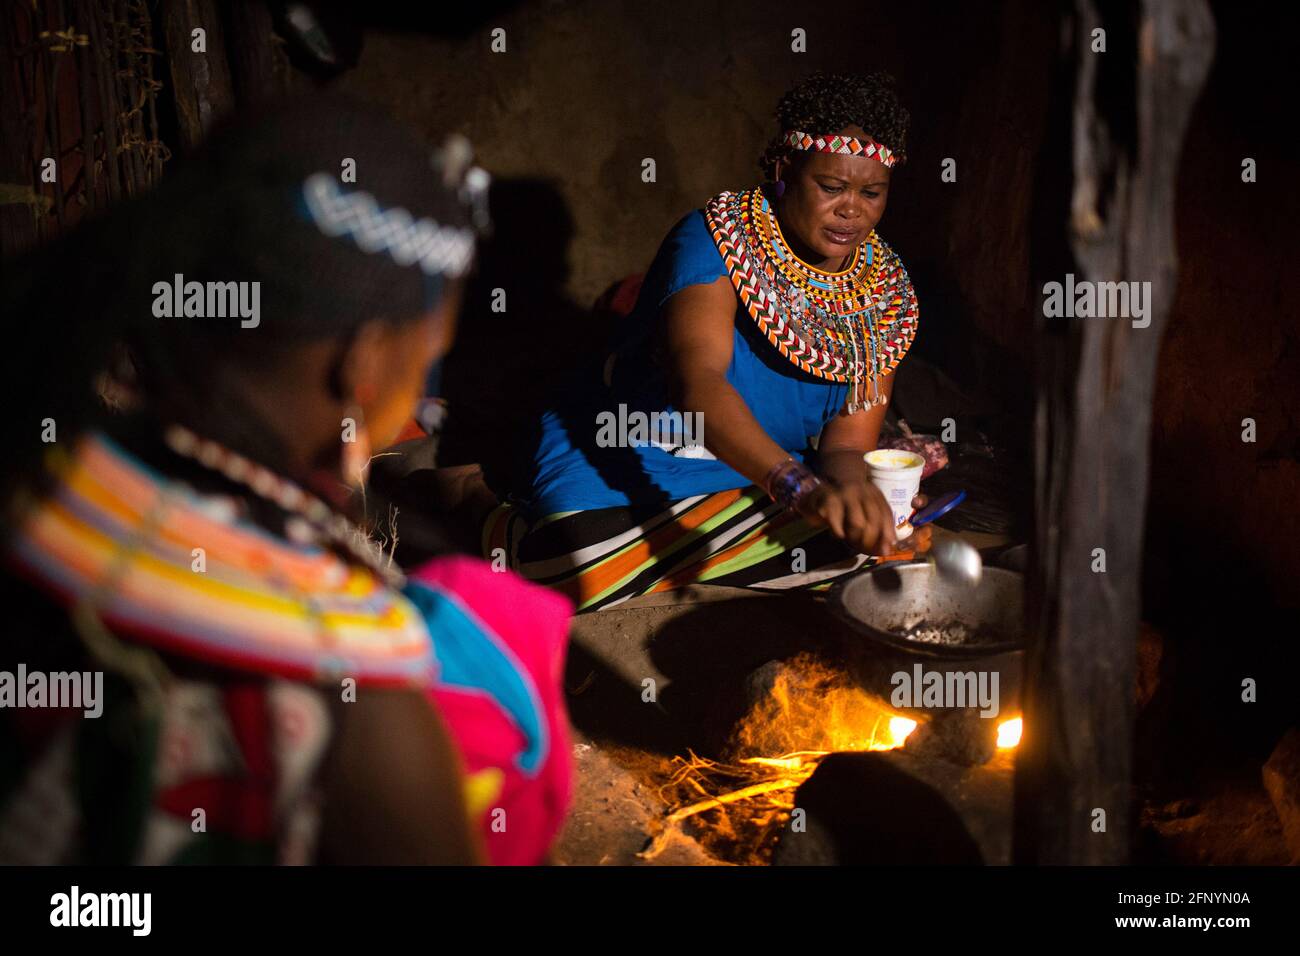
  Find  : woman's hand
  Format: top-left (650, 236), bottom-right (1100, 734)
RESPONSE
top-left (904, 492), bottom-right (933, 554)
top-left (797, 486), bottom-right (934, 557)
top-left (796, 477), bottom-right (898, 555)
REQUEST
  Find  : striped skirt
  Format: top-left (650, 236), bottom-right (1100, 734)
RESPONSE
top-left (481, 485), bottom-right (883, 612)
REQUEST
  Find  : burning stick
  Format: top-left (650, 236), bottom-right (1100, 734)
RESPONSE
top-left (666, 777), bottom-right (807, 822)
top-left (740, 752), bottom-right (827, 771)
top-left (639, 749), bottom-right (834, 861)
top-left (640, 775), bottom-right (807, 860)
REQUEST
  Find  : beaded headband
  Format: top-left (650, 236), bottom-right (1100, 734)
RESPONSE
top-left (302, 174), bottom-right (478, 279)
top-left (783, 129), bottom-right (899, 168)
top-left (300, 135), bottom-right (490, 280)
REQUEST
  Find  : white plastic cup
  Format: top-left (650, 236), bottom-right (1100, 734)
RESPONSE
top-left (865, 449), bottom-right (925, 540)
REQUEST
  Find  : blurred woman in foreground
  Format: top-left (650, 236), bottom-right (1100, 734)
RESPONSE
top-left (0, 97), bottom-right (571, 865)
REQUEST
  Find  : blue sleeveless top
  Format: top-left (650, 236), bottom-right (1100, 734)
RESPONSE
top-left (519, 210), bottom-right (850, 517)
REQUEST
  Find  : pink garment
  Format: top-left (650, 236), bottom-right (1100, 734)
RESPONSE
top-left (408, 556), bottom-right (574, 865)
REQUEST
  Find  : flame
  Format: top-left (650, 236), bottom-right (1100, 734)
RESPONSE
top-left (731, 655), bottom-right (918, 758)
top-left (997, 716), bottom-right (1023, 749)
top-left (644, 658), bottom-right (1015, 864)
top-left (888, 716), bottom-right (918, 747)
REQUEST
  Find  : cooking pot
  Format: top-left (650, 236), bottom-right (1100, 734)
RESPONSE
top-left (828, 560), bottom-right (1026, 717)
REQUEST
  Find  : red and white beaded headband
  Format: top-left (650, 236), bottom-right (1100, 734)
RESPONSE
top-left (783, 130), bottom-right (899, 168)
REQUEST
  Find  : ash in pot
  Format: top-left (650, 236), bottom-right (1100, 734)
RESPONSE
top-left (900, 619), bottom-right (1005, 647)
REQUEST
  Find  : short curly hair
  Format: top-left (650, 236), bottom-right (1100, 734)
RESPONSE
top-left (759, 71), bottom-right (910, 176)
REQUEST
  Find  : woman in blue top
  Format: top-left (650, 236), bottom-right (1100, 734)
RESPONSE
top-left (485, 72), bottom-right (929, 611)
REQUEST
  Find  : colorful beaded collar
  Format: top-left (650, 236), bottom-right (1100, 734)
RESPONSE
top-left (704, 186), bottom-right (919, 411)
top-left (7, 431), bottom-right (436, 687)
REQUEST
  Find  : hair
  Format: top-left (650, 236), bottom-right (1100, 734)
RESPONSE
top-left (759, 71), bottom-right (911, 177)
top-left (1, 93), bottom-right (476, 510)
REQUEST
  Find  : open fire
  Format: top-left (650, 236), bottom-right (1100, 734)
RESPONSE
top-left (642, 655), bottom-right (1020, 863)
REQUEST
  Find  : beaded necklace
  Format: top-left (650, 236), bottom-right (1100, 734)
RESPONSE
top-left (161, 423), bottom-right (404, 589)
top-left (705, 186), bottom-right (920, 412)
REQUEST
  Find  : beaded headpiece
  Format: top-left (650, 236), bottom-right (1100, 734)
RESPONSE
top-left (705, 187), bottom-right (918, 413)
top-left (300, 135), bottom-right (490, 281)
top-left (302, 174), bottom-right (478, 279)
top-left (783, 129), bottom-right (899, 168)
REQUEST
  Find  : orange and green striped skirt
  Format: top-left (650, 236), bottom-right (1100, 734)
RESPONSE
top-left (481, 485), bottom-right (880, 612)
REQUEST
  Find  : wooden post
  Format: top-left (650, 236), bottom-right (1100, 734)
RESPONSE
top-left (0, 4), bottom-right (41, 258)
top-left (158, 0), bottom-right (235, 151)
top-left (1013, 0), bottom-right (1215, 864)
top-left (224, 0), bottom-right (287, 106)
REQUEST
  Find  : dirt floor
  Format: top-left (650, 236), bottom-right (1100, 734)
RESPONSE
top-left (554, 736), bottom-right (725, 866)
top-left (1138, 772), bottom-right (1289, 866)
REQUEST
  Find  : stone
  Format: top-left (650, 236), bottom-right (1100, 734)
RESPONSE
top-left (1261, 727), bottom-right (1300, 863)
top-left (904, 707), bottom-right (998, 766)
top-left (773, 751), bottom-right (989, 865)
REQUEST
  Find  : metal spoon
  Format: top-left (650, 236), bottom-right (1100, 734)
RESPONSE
top-left (898, 489), bottom-right (982, 585)
top-left (874, 489), bottom-right (982, 584)
top-left (925, 536), bottom-right (983, 586)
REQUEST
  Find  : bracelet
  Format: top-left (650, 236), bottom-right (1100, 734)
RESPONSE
top-left (764, 457), bottom-right (821, 510)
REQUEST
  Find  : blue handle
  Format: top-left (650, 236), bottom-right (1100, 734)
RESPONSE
top-left (910, 489), bottom-right (967, 528)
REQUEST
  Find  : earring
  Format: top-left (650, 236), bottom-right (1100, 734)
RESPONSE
top-left (341, 402), bottom-right (372, 488)
top-left (774, 179), bottom-right (786, 198)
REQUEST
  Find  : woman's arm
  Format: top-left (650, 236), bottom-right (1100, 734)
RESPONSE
top-left (818, 370), bottom-right (895, 486)
top-left (662, 277), bottom-right (792, 485)
top-left (318, 688), bottom-right (485, 865)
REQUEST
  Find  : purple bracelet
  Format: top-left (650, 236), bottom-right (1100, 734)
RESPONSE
top-left (764, 457), bottom-right (821, 510)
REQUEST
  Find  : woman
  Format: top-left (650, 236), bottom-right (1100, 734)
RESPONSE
top-left (487, 72), bottom-right (929, 611)
top-left (0, 97), bottom-right (571, 865)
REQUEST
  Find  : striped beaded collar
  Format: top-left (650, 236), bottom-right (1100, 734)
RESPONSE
top-left (704, 186), bottom-right (919, 412)
top-left (5, 431), bottom-right (436, 687)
